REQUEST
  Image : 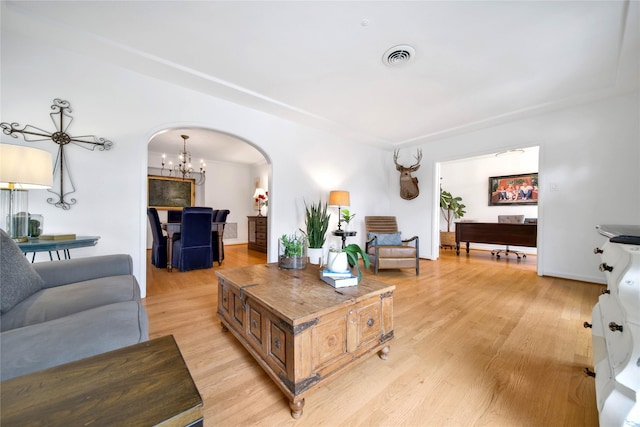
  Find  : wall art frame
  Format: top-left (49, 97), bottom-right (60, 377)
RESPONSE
top-left (147, 175), bottom-right (195, 210)
top-left (488, 172), bottom-right (538, 206)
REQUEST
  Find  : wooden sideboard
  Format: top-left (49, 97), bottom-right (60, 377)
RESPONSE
top-left (247, 215), bottom-right (267, 253)
top-left (216, 264), bottom-right (394, 419)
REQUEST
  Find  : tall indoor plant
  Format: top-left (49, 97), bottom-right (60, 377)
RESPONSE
top-left (440, 186), bottom-right (466, 248)
top-left (300, 200), bottom-right (330, 265)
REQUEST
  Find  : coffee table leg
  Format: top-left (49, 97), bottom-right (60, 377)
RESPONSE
top-left (378, 345), bottom-right (390, 360)
top-left (289, 398), bottom-right (304, 419)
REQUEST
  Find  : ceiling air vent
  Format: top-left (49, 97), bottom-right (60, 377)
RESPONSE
top-left (383, 45), bottom-right (415, 67)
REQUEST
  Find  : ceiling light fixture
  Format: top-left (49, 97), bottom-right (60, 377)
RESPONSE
top-left (161, 134), bottom-right (206, 185)
top-left (383, 45), bottom-right (415, 67)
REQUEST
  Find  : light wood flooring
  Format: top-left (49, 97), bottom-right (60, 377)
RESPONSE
top-left (144, 246), bottom-right (603, 426)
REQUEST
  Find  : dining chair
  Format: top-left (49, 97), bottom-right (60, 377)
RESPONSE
top-left (213, 209), bottom-right (230, 262)
top-left (172, 207), bottom-right (214, 272)
top-left (167, 210), bottom-right (182, 223)
top-left (147, 207), bottom-right (167, 268)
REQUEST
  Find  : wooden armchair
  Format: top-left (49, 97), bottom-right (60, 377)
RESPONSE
top-left (365, 216), bottom-right (419, 275)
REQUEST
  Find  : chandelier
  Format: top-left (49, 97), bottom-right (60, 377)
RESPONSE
top-left (161, 134), bottom-right (206, 185)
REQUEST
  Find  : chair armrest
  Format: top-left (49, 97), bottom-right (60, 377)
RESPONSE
top-left (32, 254), bottom-right (133, 289)
top-left (402, 235), bottom-right (418, 244)
top-left (366, 235), bottom-right (377, 252)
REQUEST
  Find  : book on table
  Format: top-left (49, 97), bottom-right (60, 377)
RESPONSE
top-left (39, 233), bottom-right (77, 240)
top-left (320, 274), bottom-right (358, 288)
top-left (321, 269), bottom-right (353, 278)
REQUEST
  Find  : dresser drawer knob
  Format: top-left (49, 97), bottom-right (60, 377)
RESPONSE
top-left (608, 322), bottom-right (623, 333)
top-left (252, 319), bottom-right (258, 328)
top-left (593, 247), bottom-right (604, 254)
top-left (274, 337), bottom-right (281, 349)
top-left (599, 263), bottom-right (613, 272)
top-left (584, 367), bottom-right (596, 378)
top-left (583, 322), bottom-right (592, 329)
top-left (367, 318), bottom-right (375, 328)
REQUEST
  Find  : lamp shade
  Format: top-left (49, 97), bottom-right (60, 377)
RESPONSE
top-left (328, 190), bottom-right (350, 207)
top-left (0, 144), bottom-right (53, 189)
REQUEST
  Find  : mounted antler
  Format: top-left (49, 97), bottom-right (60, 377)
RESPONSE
top-left (393, 149), bottom-right (423, 200)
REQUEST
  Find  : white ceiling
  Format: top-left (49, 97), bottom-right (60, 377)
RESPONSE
top-left (4, 1), bottom-right (639, 164)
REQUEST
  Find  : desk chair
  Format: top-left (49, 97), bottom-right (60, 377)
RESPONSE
top-left (172, 207), bottom-right (214, 272)
top-left (147, 208), bottom-right (167, 268)
top-left (365, 216), bottom-right (419, 275)
top-left (491, 215), bottom-right (526, 259)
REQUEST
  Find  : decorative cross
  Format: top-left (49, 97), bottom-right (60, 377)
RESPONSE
top-left (1, 99), bottom-right (113, 210)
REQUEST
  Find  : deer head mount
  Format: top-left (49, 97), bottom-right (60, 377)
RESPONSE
top-left (393, 148), bottom-right (422, 200)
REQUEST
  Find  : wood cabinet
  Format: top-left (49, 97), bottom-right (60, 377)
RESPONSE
top-left (247, 216), bottom-right (267, 253)
top-left (216, 264), bottom-right (394, 419)
top-left (589, 225), bottom-right (639, 426)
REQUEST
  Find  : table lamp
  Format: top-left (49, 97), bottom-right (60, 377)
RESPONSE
top-left (328, 190), bottom-right (350, 231)
top-left (0, 144), bottom-right (53, 241)
top-left (253, 187), bottom-right (267, 216)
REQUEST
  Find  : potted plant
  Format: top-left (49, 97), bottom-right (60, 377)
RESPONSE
top-left (300, 200), bottom-right (330, 265)
top-left (440, 186), bottom-right (466, 248)
top-left (278, 233), bottom-right (307, 270)
top-left (340, 209), bottom-right (356, 229)
top-left (327, 244), bottom-right (370, 282)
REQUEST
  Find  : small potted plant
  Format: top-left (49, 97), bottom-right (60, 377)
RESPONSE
top-left (278, 233), bottom-right (307, 270)
top-left (340, 209), bottom-right (356, 229)
top-left (300, 200), bottom-right (330, 265)
top-left (327, 244), bottom-right (370, 282)
top-left (440, 186), bottom-right (466, 248)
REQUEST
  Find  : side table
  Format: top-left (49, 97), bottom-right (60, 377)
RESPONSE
top-left (332, 229), bottom-right (356, 248)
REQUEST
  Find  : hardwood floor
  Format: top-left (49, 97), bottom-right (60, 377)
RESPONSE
top-left (144, 245), bottom-right (602, 426)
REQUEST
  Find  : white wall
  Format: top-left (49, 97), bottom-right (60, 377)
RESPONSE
top-left (394, 92), bottom-right (639, 284)
top-left (2, 5), bottom-right (638, 292)
top-left (1, 22), bottom-right (391, 297)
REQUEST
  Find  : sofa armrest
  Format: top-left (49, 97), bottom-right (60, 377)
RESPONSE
top-left (32, 255), bottom-right (134, 289)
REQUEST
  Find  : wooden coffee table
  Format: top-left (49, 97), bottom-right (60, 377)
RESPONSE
top-left (216, 263), bottom-right (394, 419)
top-left (0, 335), bottom-right (203, 427)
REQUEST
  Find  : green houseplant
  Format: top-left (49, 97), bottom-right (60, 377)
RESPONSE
top-left (300, 200), bottom-right (330, 264)
top-left (440, 186), bottom-right (466, 248)
top-left (278, 233), bottom-right (307, 270)
top-left (328, 244), bottom-right (370, 282)
top-left (340, 209), bottom-right (356, 228)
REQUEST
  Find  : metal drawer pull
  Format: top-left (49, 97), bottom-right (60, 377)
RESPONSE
top-left (274, 338), bottom-right (281, 349)
top-left (583, 322), bottom-right (592, 329)
top-left (593, 247), bottom-right (604, 254)
top-left (609, 322), bottom-right (623, 332)
top-left (599, 263), bottom-right (613, 272)
top-left (252, 319), bottom-right (258, 328)
top-left (367, 318), bottom-right (375, 327)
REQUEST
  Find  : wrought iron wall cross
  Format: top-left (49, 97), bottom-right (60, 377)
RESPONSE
top-left (1, 98), bottom-right (113, 209)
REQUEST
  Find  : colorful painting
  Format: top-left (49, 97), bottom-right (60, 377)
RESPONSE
top-left (488, 173), bottom-right (538, 206)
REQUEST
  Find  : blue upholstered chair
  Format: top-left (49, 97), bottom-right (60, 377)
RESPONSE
top-left (172, 207), bottom-right (214, 272)
top-left (147, 208), bottom-right (167, 268)
top-left (213, 209), bottom-right (230, 263)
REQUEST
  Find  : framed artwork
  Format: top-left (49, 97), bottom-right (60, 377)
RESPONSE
top-left (147, 175), bottom-right (195, 210)
top-left (488, 173), bottom-right (538, 206)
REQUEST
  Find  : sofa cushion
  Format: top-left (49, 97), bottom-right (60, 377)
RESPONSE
top-left (0, 275), bottom-right (141, 332)
top-left (0, 301), bottom-right (148, 381)
top-left (0, 229), bottom-right (45, 314)
top-left (367, 245), bottom-right (416, 258)
top-left (368, 231), bottom-right (402, 247)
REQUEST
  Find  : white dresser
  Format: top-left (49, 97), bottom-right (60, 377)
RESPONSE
top-left (589, 225), bottom-right (640, 426)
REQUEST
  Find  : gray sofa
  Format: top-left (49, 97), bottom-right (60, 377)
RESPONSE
top-left (0, 229), bottom-right (148, 381)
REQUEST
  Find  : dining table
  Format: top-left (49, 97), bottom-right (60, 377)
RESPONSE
top-left (163, 222), bottom-right (225, 272)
